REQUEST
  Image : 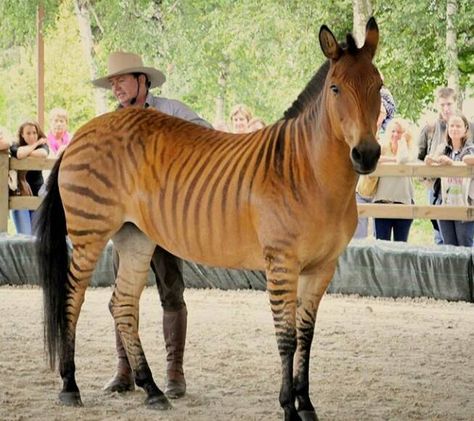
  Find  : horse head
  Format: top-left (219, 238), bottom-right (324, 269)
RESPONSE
top-left (319, 17), bottom-right (382, 174)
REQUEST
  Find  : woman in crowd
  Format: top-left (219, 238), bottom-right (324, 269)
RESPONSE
top-left (372, 118), bottom-right (417, 242)
top-left (10, 120), bottom-right (49, 235)
top-left (425, 111), bottom-right (474, 246)
top-left (229, 104), bottom-right (252, 133)
top-left (47, 107), bottom-right (71, 157)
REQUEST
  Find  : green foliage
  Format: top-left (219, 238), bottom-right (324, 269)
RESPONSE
top-left (0, 0), bottom-right (473, 132)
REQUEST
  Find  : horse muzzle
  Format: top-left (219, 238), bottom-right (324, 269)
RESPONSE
top-left (350, 140), bottom-right (381, 174)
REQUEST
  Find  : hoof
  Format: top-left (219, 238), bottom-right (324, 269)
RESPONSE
top-left (298, 410), bottom-right (318, 421)
top-left (103, 374), bottom-right (135, 393)
top-left (145, 394), bottom-right (173, 410)
top-left (165, 379), bottom-right (186, 399)
top-left (58, 391), bottom-right (83, 407)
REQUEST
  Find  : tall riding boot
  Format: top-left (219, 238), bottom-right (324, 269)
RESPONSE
top-left (163, 307), bottom-right (187, 398)
top-left (103, 326), bottom-right (135, 392)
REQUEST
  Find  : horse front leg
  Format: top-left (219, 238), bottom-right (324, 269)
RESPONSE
top-left (293, 262), bottom-right (337, 421)
top-left (111, 224), bottom-right (171, 410)
top-left (265, 250), bottom-right (300, 421)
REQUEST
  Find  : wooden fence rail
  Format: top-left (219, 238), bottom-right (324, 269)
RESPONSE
top-left (1, 154), bottom-right (473, 233)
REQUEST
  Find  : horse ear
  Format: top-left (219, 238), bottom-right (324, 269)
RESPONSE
top-left (319, 25), bottom-right (342, 60)
top-left (362, 17), bottom-right (379, 58)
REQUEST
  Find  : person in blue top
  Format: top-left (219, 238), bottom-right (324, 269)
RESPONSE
top-left (92, 51), bottom-right (211, 399)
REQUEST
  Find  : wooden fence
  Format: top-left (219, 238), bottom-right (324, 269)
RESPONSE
top-left (1, 153), bottom-right (474, 233)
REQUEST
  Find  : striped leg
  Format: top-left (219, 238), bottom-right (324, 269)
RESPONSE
top-left (293, 262), bottom-right (337, 421)
top-left (110, 223), bottom-right (171, 410)
top-left (59, 241), bottom-right (107, 406)
top-left (265, 250), bottom-right (300, 421)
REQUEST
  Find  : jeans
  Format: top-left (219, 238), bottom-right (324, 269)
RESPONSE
top-left (438, 220), bottom-right (474, 246)
top-left (11, 210), bottom-right (34, 235)
top-left (428, 188), bottom-right (444, 244)
top-left (374, 218), bottom-right (413, 242)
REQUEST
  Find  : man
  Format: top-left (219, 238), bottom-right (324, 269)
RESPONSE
top-left (418, 87), bottom-right (473, 244)
top-left (92, 51), bottom-right (211, 399)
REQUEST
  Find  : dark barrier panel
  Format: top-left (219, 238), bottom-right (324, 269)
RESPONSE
top-left (0, 235), bottom-right (472, 302)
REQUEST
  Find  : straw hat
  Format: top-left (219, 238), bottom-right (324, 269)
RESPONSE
top-left (92, 51), bottom-right (166, 89)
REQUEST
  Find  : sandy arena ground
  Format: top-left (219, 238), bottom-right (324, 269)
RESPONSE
top-left (0, 286), bottom-right (473, 421)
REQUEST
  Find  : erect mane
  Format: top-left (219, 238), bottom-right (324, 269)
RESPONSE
top-left (282, 60), bottom-right (330, 120)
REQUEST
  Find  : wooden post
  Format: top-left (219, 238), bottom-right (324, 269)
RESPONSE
top-left (0, 152), bottom-right (9, 232)
top-left (37, 2), bottom-right (45, 128)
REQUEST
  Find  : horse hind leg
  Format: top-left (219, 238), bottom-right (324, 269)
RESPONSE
top-left (110, 223), bottom-right (171, 410)
top-left (58, 238), bottom-right (109, 407)
top-left (293, 262), bottom-right (337, 421)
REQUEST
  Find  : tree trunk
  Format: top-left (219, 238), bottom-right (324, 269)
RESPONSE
top-left (446, 0), bottom-right (461, 107)
top-left (352, 0), bottom-right (372, 47)
top-left (73, 0), bottom-right (107, 115)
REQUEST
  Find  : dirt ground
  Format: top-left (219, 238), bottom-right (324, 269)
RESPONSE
top-left (0, 286), bottom-right (473, 421)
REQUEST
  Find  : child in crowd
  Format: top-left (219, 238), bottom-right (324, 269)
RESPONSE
top-left (10, 120), bottom-right (49, 235)
top-left (425, 112), bottom-right (474, 246)
top-left (47, 107), bottom-right (71, 156)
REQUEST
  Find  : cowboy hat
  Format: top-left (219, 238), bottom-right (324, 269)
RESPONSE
top-left (92, 51), bottom-right (166, 89)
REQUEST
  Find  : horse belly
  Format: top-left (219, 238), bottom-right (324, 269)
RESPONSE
top-left (131, 199), bottom-right (265, 271)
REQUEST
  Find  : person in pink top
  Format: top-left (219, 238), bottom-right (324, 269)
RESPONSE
top-left (47, 108), bottom-right (71, 156)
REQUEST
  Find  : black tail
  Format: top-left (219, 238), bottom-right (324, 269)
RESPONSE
top-left (35, 155), bottom-right (68, 370)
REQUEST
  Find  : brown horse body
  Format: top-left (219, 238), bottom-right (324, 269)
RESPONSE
top-left (37, 19), bottom-right (382, 421)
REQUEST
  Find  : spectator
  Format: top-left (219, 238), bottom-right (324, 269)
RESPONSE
top-left (373, 118), bottom-right (416, 242)
top-left (425, 112), bottom-right (474, 246)
top-left (418, 87), bottom-right (474, 244)
top-left (247, 117), bottom-right (266, 132)
top-left (10, 120), bottom-right (49, 235)
top-left (229, 104), bottom-right (252, 133)
top-left (47, 107), bottom-right (72, 157)
top-left (92, 51), bottom-right (210, 399)
top-left (353, 87), bottom-right (396, 239)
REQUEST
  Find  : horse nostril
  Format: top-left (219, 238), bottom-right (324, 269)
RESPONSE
top-left (351, 147), bottom-right (362, 163)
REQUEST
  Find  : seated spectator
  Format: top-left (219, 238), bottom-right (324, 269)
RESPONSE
top-left (372, 118), bottom-right (417, 242)
top-left (425, 111), bottom-right (474, 246)
top-left (10, 120), bottom-right (49, 235)
top-left (353, 88), bottom-right (396, 239)
top-left (229, 104), bottom-right (252, 133)
top-left (47, 107), bottom-right (71, 156)
top-left (247, 117), bottom-right (266, 132)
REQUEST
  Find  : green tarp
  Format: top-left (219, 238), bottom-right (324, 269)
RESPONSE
top-left (0, 235), bottom-right (472, 302)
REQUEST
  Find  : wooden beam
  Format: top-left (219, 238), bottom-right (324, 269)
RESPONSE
top-left (10, 157), bottom-right (56, 171)
top-left (370, 162), bottom-right (474, 177)
top-left (358, 203), bottom-right (474, 221)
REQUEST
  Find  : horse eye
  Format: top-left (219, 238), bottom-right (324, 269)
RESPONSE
top-left (330, 84), bottom-right (339, 94)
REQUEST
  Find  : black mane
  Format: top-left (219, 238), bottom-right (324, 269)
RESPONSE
top-left (283, 60), bottom-right (330, 120)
